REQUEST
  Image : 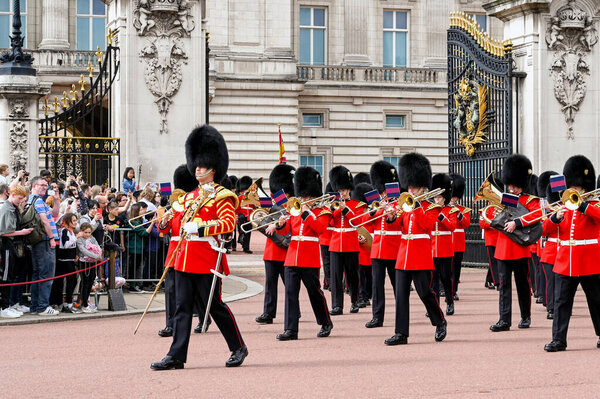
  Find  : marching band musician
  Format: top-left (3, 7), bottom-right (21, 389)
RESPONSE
top-left (430, 174), bottom-right (458, 316)
top-left (385, 153), bottom-right (447, 345)
top-left (480, 206), bottom-right (499, 289)
top-left (537, 171), bottom-right (559, 320)
top-left (528, 175), bottom-right (543, 304)
top-left (255, 164), bottom-right (295, 325)
top-left (275, 166), bottom-right (333, 340)
top-left (352, 182), bottom-right (375, 308)
top-left (449, 173), bottom-right (471, 299)
top-left (490, 154), bottom-right (540, 332)
top-left (544, 155), bottom-right (600, 352)
top-left (320, 182), bottom-right (334, 290)
top-left (328, 166), bottom-right (366, 315)
top-left (151, 125), bottom-right (247, 370)
top-left (236, 176), bottom-right (254, 254)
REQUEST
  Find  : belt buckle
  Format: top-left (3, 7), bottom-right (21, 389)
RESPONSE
top-left (432, 231), bottom-right (439, 236)
top-left (381, 231), bottom-right (386, 235)
top-left (405, 234), bottom-right (413, 240)
top-left (569, 239), bottom-right (576, 246)
top-left (298, 236), bottom-right (304, 242)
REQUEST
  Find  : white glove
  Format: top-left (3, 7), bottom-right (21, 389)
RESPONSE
top-left (183, 222), bottom-right (199, 235)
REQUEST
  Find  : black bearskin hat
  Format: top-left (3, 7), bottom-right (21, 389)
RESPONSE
top-left (294, 166), bottom-right (322, 198)
top-left (449, 173), bottom-right (466, 199)
top-left (537, 171), bottom-right (558, 198)
top-left (563, 155), bottom-right (596, 193)
top-left (526, 174), bottom-right (538, 196)
top-left (431, 173), bottom-right (452, 204)
top-left (353, 172), bottom-right (371, 186)
top-left (173, 164), bottom-right (199, 192)
top-left (220, 175), bottom-right (233, 190)
top-left (501, 154), bottom-right (532, 189)
top-left (269, 164), bottom-right (296, 196)
top-left (228, 175), bottom-right (238, 191)
top-left (597, 174), bottom-right (600, 189)
top-left (398, 152), bottom-right (431, 189)
top-left (329, 165), bottom-right (353, 191)
top-left (351, 183), bottom-right (374, 203)
top-left (546, 184), bottom-right (561, 204)
top-left (185, 125), bottom-right (229, 183)
top-left (370, 160), bottom-right (399, 194)
top-left (237, 176), bottom-right (252, 193)
top-left (325, 182), bottom-right (333, 193)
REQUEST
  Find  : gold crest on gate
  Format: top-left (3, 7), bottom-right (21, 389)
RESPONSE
top-left (453, 76), bottom-right (489, 157)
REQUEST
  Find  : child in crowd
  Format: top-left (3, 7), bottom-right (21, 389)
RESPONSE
top-left (50, 212), bottom-right (81, 313)
top-left (122, 167), bottom-right (137, 194)
top-left (76, 223), bottom-right (102, 313)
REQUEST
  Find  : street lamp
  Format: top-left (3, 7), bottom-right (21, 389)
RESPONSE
top-left (0, 0), bottom-right (35, 76)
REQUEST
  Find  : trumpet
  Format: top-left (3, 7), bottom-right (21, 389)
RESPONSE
top-left (518, 188), bottom-right (600, 224)
top-left (348, 198), bottom-right (395, 224)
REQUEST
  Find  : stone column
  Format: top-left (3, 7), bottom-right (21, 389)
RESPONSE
top-left (343, 0), bottom-right (371, 66)
top-left (39, 0), bottom-right (70, 50)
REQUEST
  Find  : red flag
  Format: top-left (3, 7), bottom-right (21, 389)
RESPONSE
top-left (278, 123), bottom-right (286, 164)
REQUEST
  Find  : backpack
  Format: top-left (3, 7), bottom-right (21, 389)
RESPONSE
top-left (20, 196), bottom-right (48, 245)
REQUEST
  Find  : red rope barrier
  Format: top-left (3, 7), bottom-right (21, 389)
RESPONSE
top-left (0, 259), bottom-right (109, 287)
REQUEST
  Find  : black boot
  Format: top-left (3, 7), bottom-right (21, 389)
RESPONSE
top-left (317, 322), bottom-right (333, 337)
top-left (276, 330), bottom-right (298, 341)
top-left (384, 334), bottom-right (407, 345)
top-left (435, 320), bottom-right (447, 342)
top-left (225, 345), bottom-right (248, 367)
top-left (150, 356), bottom-right (184, 370)
top-left (158, 327), bottom-right (173, 337)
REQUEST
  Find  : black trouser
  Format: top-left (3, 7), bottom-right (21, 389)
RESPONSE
top-left (497, 258), bottom-right (531, 325)
top-left (320, 245), bottom-right (331, 287)
top-left (534, 253), bottom-right (545, 298)
top-left (50, 259), bottom-right (77, 306)
top-left (371, 258), bottom-right (396, 321)
top-left (485, 246), bottom-right (499, 286)
top-left (168, 270), bottom-right (244, 363)
top-left (284, 266), bottom-right (331, 332)
top-left (164, 267), bottom-right (176, 328)
top-left (452, 252), bottom-right (464, 293)
top-left (359, 265), bottom-right (372, 301)
top-left (529, 253), bottom-right (541, 296)
top-left (552, 273), bottom-right (600, 345)
top-left (330, 251), bottom-right (359, 309)
top-left (432, 257), bottom-right (454, 305)
top-left (237, 214), bottom-right (251, 251)
top-left (80, 262), bottom-right (96, 307)
top-left (395, 269), bottom-right (445, 336)
top-left (541, 262), bottom-right (555, 312)
top-left (263, 260), bottom-right (285, 317)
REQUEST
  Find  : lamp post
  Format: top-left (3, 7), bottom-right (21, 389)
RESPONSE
top-left (0, 0), bottom-right (35, 75)
top-left (205, 31), bottom-right (210, 124)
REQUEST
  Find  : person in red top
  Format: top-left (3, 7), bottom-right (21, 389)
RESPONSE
top-left (236, 176), bottom-right (254, 254)
top-left (544, 155), bottom-right (600, 352)
top-left (430, 174), bottom-right (458, 316)
top-left (385, 153), bottom-right (447, 346)
top-left (352, 183), bottom-right (375, 308)
top-left (151, 125), bottom-right (247, 370)
top-left (328, 165), bottom-right (366, 315)
top-left (449, 173), bottom-right (471, 299)
top-left (275, 166), bottom-right (333, 340)
top-left (320, 182), bottom-right (334, 290)
top-left (255, 163), bottom-right (295, 325)
top-left (537, 171), bottom-right (559, 319)
top-left (480, 205), bottom-right (500, 288)
top-left (490, 154), bottom-right (541, 332)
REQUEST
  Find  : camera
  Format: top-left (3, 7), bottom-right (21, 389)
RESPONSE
top-left (24, 171), bottom-right (29, 177)
top-left (68, 199), bottom-right (73, 205)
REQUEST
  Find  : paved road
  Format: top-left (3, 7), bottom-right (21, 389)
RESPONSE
top-left (3, 266), bottom-right (600, 398)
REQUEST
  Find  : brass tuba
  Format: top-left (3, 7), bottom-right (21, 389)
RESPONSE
top-left (473, 172), bottom-right (504, 224)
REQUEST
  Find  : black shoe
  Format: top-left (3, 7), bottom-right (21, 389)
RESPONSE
top-left (453, 293), bottom-right (459, 301)
top-left (276, 329), bottom-right (298, 341)
top-left (385, 334), bottom-right (408, 345)
top-left (323, 282), bottom-right (330, 291)
top-left (547, 311), bottom-right (554, 320)
top-left (490, 320), bottom-right (510, 332)
top-left (350, 303), bottom-right (359, 313)
top-left (485, 281), bottom-right (495, 289)
top-left (597, 338), bottom-right (600, 349)
top-left (226, 345), bottom-right (248, 367)
top-left (365, 318), bottom-right (383, 328)
top-left (536, 297), bottom-right (544, 304)
top-left (243, 249), bottom-right (253, 254)
top-left (194, 318), bottom-right (211, 333)
top-left (255, 313), bottom-right (274, 324)
top-left (330, 307), bottom-right (343, 316)
top-left (158, 327), bottom-right (173, 337)
top-left (544, 340), bottom-right (567, 352)
top-left (357, 300), bottom-right (367, 308)
top-left (317, 322), bottom-right (333, 337)
top-left (446, 303), bottom-right (454, 316)
top-left (435, 320), bottom-right (447, 342)
top-left (151, 356), bottom-right (184, 370)
top-left (440, 290), bottom-right (446, 297)
top-left (518, 317), bottom-right (531, 329)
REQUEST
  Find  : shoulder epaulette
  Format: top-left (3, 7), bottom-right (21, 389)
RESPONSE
top-left (449, 207), bottom-right (460, 215)
top-left (526, 195), bottom-right (539, 205)
top-left (462, 207), bottom-right (472, 214)
top-left (214, 185), bottom-right (240, 209)
top-left (426, 203), bottom-right (442, 211)
top-left (357, 201), bottom-right (367, 209)
top-left (318, 209), bottom-right (332, 217)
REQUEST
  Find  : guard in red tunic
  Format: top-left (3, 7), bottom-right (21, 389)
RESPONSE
top-left (544, 155), bottom-right (600, 352)
top-left (255, 163), bottom-right (295, 324)
top-left (449, 173), bottom-right (471, 299)
top-left (480, 205), bottom-right (499, 289)
top-left (490, 154), bottom-right (541, 332)
top-left (385, 153), bottom-right (447, 345)
top-left (537, 171), bottom-right (559, 319)
top-left (236, 176), bottom-right (255, 254)
top-left (320, 182), bottom-right (334, 290)
top-left (275, 166), bottom-right (333, 340)
top-left (151, 125), bottom-right (247, 370)
top-left (352, 183), bottom-right (374, 308)
top-left (328, 165), bottom-right (366, 315)
top-left (430, 174), bottom-right (458, 316)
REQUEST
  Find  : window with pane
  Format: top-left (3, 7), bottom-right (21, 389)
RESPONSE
top-left (300, 155), bottom-right (324, 175)
top-left (77, 0), bottom-right (107, 51)
top-left (385, 115), bottom-right (405, 128)
top-left (302, 113), bottom-right (323, 127)
top-left (469, 14), bottom-right (487, 32)
top-left (383, 10), bottom-right (408, 67)
top-left (383, 156), bottom-right (401, 167)
top-left (299, 7), bottom-right (326, 65)
top-left (0, 0), bottom-right (27, 49)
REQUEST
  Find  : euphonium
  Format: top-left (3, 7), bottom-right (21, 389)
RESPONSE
top-left (473, 172), bottom-right (505, 224)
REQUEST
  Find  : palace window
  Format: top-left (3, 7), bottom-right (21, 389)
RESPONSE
top-left (383, 156), bottom-right (401, 167)
top-left (77, 0), bottom-right (107, 51)
top-left (299, 7), bottom-right (326, 65)
top-left (302, 113), bottom-right (323, 128)
top-left (300, 155), bottom-right (324, 175)
top-left (385, 114), bottom-right (406, 129)
top-left (383, 10), bottom-right (408, 67)
top-left (469, 13), bottom-right (487, 32)
top-left (0, 0), bottom-right (27, 49)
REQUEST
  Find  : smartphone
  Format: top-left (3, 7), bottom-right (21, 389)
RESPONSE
top-left (47, 189), bottom-right (55, 196)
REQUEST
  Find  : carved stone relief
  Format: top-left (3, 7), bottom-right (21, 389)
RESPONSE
top-left (545, 0), bottom-right (598, 140)
top-left (133, 0), bottom-right (195, 134)
top-left (9, 121), bottom-right (28, 173)
top-left (9, 99), bottom-right (29, 118)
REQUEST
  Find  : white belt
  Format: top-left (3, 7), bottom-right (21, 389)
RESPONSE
top-left (374, 230), bottom-right (402, 236)
top-left (559, 239), bottom-right (598, 247)
top-left (241, 207), bottom-right (253, 210)
top-left (547, 237), bottom-right (559, 243)
top-left (184, 235), bottom-right (226, 253)
top-left (329, 227), bottom-right (356, 233)
top-left (430, 231), bottom-right (452, 236)
top-left (291, 236), bottom-right (319, 242)
top-left (185, 236), bottom-right (212, 242)
top-left (454, 229), bottom-right (464, 233)
top-left (401, 234), bottom-right (430, 240)
top-left (171, 236), bottom-right (181, 242)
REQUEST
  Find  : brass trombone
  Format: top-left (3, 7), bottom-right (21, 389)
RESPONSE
top-left (518, 188), bottom-right (600, 224)
top-left (348, 198), bottom-right (395, 224)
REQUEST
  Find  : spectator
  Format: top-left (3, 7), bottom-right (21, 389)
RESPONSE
top-left (49, 212), bottom-right (80, 313)
top-left (10, 170), bottom-right (28, 188)
top-left (153, 192), bottom-right (162, 207)
top-left (90, 185), bottom-right (102, 199)
top-left (139, 187), bottom-right (157, 212)
top-left (0, 164), bottom-right (9, 185)
top-left (95, 195), bottom-right (109, 217)
top-left (76, 222), bottom-right (102, 313)
top-left (122, 167), bottom-right (137, 194)
top-left (0, 184), bottom-right (8, 203)
top-left (126, 203), bottom-right (156, 292)
top-left (115, 192), bottom-right (132, 218)
top-left (103, 201), bottom-right (126, 251)
top-left (79, 200), bottom-right (104, 247)
top-left (28, 176), bottom-right (60, 316)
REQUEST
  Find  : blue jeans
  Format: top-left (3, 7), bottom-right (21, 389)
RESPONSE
top-left (30, 240), bottom-right (56, 313)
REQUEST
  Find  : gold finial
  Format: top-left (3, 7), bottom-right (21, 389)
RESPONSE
top-left (87, 61), bottom-right (94, 78)
top-left (79, 74), bottom-right (87, 92)
top-left (107, 28), bottom-right (114, 46)
top-left (206, 31), bottom-right (210, 40)
top-left (61, 91), bottom-right (70, 108)
top-left (52, 97), bottom-right (60, 113)
top-left (70, 84), bottom-right (78, 102)
top-left (95, 45), bottom-right (104, 64)
top-left (42, 99), bottom-right (50, 117)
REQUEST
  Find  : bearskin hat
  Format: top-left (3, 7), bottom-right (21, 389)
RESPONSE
top-left (449, 173), bottom-right (466, 199)
top-left (351, 182), bottom-right (374, 203)
top-left (237, 176), bottom-right (252, 193)
top-left (294, 166), bottom-right (322, 198)
top-left (526, 174), bottom-right (538, 196)
top-left (173, 164), bottom-right (198, 192)
top-left (537, 171), bottom-right (558, 198)
top-left (329, 165), bottom-right (353, 191)
top-left (398, 152), bottom-right (431, 189)
top-left (370, 160), bottom-right (399, 194)
top-left (501, 154), bottom-right (532, 190)
top-left (185, 125), bottom-right (229, 183)
top-left (597, 174), bottom-right (600, 189)
top-left (269, 164), bottom-right (295, 196)
top-left (353, 172), bottom-right (371, 186)
top-left (563, 155), bottom-right (596, 193)
top-left (431, 173), bottom-right (452, 204)
top-left (228, 175), bottom-right (238, 191)
top-left (220, 175), bottom-right (234, 190)
top-left (546, 184), bottom-right (561, 204)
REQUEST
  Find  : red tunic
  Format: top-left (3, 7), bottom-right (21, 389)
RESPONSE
top-left (237, 193), bottom-right (255, 217)
top-left (395, 201), bottom-right (438, 271)
top-left (431, 206), bottom-right (457, 258)
top-left (479, 207), bottom-right (498, 247)
top-left (358, 208), bottom-right (403, 260)
top-left (494, 195), bottom-right (541, 261)
top-left (263, 228), bottom-right (288, 262)
top-left (452, 205), bottom-right (471, 253)
top-left (158, 211), bottom-right (183, 267)
top-left (540, 217), bottom-right (559, 265)
top-left (280, 208), bottom-right (331, 268)
top-left (328, 199), bottom-right (366, 253)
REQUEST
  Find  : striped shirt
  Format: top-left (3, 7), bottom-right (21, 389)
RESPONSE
top-left (28, 194), bottom-right (59, 241)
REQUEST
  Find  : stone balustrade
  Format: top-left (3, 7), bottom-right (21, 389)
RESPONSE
top-left (0, 48), bottom-right (99, 72)
top-left (297, 65), bottom-right (446, 85)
